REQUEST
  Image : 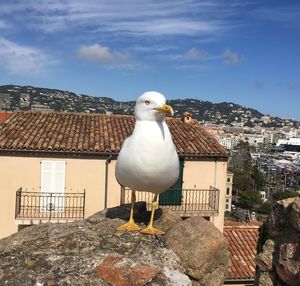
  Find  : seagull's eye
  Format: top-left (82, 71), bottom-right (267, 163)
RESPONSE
top-left (145, 100), bottom-right (150, 105)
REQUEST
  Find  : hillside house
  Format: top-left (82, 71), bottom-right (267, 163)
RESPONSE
top-left (225, 171), bottom-right (234, 212)
top-left (0, 111), bottom-right (228, 239)
top-left (0, 93), bottom-right (11, 110)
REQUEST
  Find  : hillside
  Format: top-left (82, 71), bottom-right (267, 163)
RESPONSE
top-left (0, 84), bottom-right (298, 128)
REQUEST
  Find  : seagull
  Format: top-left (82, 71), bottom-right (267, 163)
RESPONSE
top-left (115, 91), bottom-right (180, 235)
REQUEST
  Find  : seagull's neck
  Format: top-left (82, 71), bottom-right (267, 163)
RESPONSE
top-left (135, 119), bottom-right (166, 127)
top-left (133, 120), bottom-right (168, 140)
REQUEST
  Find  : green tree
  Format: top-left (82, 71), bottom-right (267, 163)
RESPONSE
top-left (233, 172), bottom-right (262, 208)
top-left (251, 165), bottom-right (266, 191)
top-left (231, 141), bottom-right (263, 208)
top-left (272, 191), bottom-right (299, 201)
top-left (244, 121), bottom-right (254, 128)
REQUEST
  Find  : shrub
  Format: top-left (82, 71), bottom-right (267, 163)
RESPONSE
top-left (257, 202), bottom-right (272, 214)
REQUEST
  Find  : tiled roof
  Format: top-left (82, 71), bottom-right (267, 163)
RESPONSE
top-left (224, 220), bottom-right (262, 227)
top-left (224, 223), bottom-right (260, 281)
top-left (0, 111), bottom-right (228, 158)
top-left (0, 112), bottom-right (12, 123)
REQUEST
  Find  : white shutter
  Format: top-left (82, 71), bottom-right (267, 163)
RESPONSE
top-left (53, 161), bottom-right (66, 194)
top-left (41, 161), bottom-right (53, 193)
top-left (41, 161), bottom-right (66, 212)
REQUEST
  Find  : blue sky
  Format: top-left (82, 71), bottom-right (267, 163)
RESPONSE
top-left (0, 0), bottom-right (299, 119)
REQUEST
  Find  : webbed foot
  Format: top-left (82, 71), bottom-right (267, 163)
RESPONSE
top-left (116, 220), bottom-right (141, 232)
top-left (140, 226), bottom-right (165, 235)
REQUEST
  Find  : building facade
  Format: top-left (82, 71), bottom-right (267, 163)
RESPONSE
top-left (225, 171), bottom-right (234, 212)
top-left (0, 111), bottom-right (229, 239)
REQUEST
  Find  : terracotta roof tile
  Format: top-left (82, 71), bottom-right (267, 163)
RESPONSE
top-left (224, 223), bottom-right (260, 281)
top-left (0, 112), bottom-right (12, 123)
top-left (0, 111), bottom-right (228, 157)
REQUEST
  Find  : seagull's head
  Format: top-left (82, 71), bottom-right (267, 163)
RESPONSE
top-left (134, 91), bottom-right (174, 121)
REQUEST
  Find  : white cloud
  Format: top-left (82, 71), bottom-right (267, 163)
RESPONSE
top-left (254, 6), bottom-right (300, 24)
top-left (0, 0), bottom-right (227, 37)
top-left (185, 48), bottom-right (210, 60)
top-left (0, 37), bottom-right (55, 74)
top-left (132, 45), bottom-right (177, 53)
top-left (77, 44), bottom-right (132, 65)
top-left (222, 49), bottom-right (241, 65)
top-left (101, 19), bottom-right (220, 36)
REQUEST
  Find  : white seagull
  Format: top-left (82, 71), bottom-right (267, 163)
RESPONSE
top-left (115, 91), bottom-right (180, 235)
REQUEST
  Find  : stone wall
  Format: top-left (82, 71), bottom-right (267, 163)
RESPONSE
top-left (0, 203), bottom-right (228, 286)
top-left (256, 197), bottom-right (300, 286)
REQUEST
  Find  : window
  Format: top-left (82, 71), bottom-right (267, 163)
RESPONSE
top-left (227, 177), bottom-right (231, 182)
top-left (225, 204), bottom-right (229, 210)
top-left (226, 187), bottom-right (230, 195)
top-left (226, 199), bottom-right (229, 203)
top-left (41, 161), bottom-right (66, 212)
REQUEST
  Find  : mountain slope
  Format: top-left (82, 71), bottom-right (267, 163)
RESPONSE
top-left (0, 84), bottom-right (298, 128)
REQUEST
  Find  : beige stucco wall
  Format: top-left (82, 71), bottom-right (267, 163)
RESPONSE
top-left (0, 155), bottom-right (121, 239)
top-left (0, 155), bottom-right (227, 239)
top-left (182, 160), bottom-right (227, 231)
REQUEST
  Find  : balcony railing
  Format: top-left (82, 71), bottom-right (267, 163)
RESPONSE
top-left (15, 188), bottom-right (85, 220)
top-left (122, 187), bottom-right (220, 215)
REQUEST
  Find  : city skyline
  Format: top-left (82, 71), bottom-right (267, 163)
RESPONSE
top-left (0, 0), bottom-right (299, 119)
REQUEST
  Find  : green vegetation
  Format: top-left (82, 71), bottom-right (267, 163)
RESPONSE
top-left (257, 220), bottom-right (270, 253)
top-left (244, 121), bottom-right (254, 128)
top-left (272, 191), bottom-right (299, 201)
top-left (257, 202), bottom-right (272, 215)
top-left (231, 141), bottom-right (264, 209)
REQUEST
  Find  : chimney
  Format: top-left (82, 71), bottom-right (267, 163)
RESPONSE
top-left (181, 112), bottom-right (192, 123)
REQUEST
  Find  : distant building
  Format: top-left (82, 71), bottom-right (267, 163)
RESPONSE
top-left (19, 93), bottom-right (31, 108)
top-left (277, 138), bottom-right (300, 152)
top-left (260, 191), bottom-right (267, 202)
top-left (204, 125), bottom-right (224, 136)
top-left (31, 103), bottom-right (54, 112)
top-left (225, 171), bottom-right (234, 212)
top-left (263, 131), bottom-right (282, 144)
top-left (243, 134), bottom-right (264, 146)
top-left (217, 134), bottom-right (235, 150)
top-left (0, 93), bottom-right (11, 110)
top-left (261, 115), bottom-right (271, 124)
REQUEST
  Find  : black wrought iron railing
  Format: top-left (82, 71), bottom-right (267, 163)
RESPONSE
top-left (122, 187), bottom-right (220, 214)
top-left (15, 188), bottom-right (85, 220)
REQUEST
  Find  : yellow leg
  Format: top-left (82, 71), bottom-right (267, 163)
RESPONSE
top-left (140, 195), bottom-right (165, 235)
top-left (116, 190), bottom-right (141, 232)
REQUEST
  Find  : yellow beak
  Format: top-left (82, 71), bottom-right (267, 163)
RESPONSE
top-left (155, 104), bottom-right (174, 116)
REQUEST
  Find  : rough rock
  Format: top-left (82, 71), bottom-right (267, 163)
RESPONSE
top-left (154, 208), bottom-right (182, 233)
top-left (268, 197), bottom-right (296, 237)
top-left (95, 253), bottom-right (161, 286)
top-left (0, 206), bottom-right (228, 286)
top-left (256, 240), bottom-right (275, 272)
top-left (256, 272), bottom-right (276, 286)
top-left (289, 197), bottom-right (300, 231)
top-left (256, 197), bottom-right (300, 286)
top-left (164, 216), bottom-right (228, 286)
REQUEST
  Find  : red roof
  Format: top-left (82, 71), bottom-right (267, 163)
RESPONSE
top-left (224, 223), bottom-right (260, 281)
top-left (0, 111), bottom-right (228, 158)
top-left (0, 112), bottom-right (12, 124)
